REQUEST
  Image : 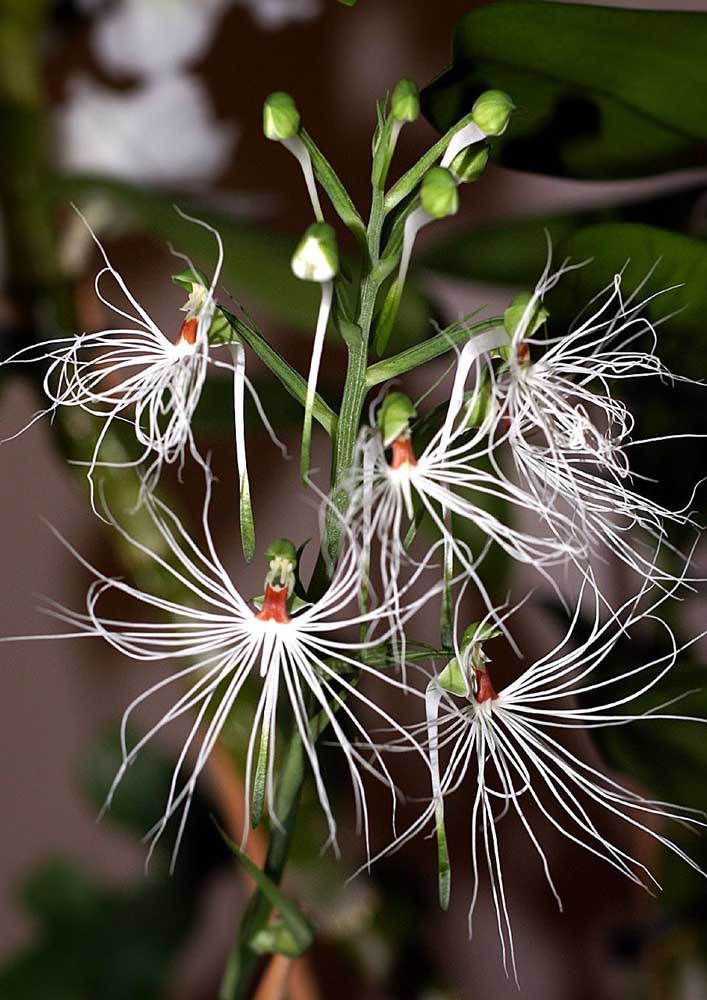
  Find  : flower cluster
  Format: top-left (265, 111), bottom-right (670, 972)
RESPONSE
top-left (3, 80), bottom-right (705, 982)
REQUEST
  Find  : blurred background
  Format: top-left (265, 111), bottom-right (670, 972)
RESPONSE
top-left (2, 0), bottom-right (707, 997)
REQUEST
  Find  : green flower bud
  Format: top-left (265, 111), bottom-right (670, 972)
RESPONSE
top-left (391, 78), bottom-right (420, 123)
top-left (420, 167), bottom-right (459, 219)
top-left (377, 391), bottom-right (417, 447)
top-left (503, 291), bottom-right (549, 339)
top-left (450, 145), bottom-right (489, 184)
top-left (263, 91), bottom-right (300, 141)
top-left (291, 222), bottom-right (339, 283)
top-left (471, 90), bottom-right (515, 136)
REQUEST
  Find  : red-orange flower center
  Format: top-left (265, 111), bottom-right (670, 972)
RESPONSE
top-left (255, 584), bottom-right (291, 624)
top-left (390, 436), bottom-right (417, 469)
top-left (517, 341), bottom-right (530, 364)
top-left (474, 668), bottom-right (498, 704)
top-left (177, 317), bottom-right (198, 346)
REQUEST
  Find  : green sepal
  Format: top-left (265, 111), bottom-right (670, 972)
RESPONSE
top-left (239, 475), bottom-right (256, 564)
top-left (214, 822), bottom-right (314, 956)
top-left (461, 620), bottom-right (502, 649)
top-left (437, 658), bottom-right (469, 697)
top-left (503, 291), bottom-right (549, 339)
top-left (377, 391), bottom-right (417, 446)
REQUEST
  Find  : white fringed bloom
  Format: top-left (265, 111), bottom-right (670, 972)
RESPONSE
top-left (1, 212), bottom-right (280, 514)
top-left (363, 576), bottom-right (707, 983)
top-left (38, 481), bottom-right (437, 867)
top-left (485, 261), bottom-right (701, 582)
top-left (349, 383), bottom-right (577, 646)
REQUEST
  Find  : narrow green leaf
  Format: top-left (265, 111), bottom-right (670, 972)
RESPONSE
top-left (300, 130), bottom-right (366, 243)
top-left (423, 2), bottom-right (707, 179)
top-left (215, 822), bottom-right (314, 957)
top-left (251, 719), bottom-right (270, 830)
top-left (366, 315), bottom-right (503, 386)
top-left (221, 306), bottom-right (338, 437)
top-left (418, 185), bottom-right (707, 286)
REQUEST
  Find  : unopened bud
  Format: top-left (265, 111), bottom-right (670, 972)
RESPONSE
top-left (450, 145), bottom-right (489, 184)
top-left (421, 167), bottom-right (459, 219)
top-left (291, 222), bottom-right (339, 282)
top-left (471, 90), bottom-right (514, 136)
top-left (377, 391), bottom-right (417, 447)
top-left (391, 78), bottom-right (420, 123)
top-left (503, 291), bottom-right (549, 340)
top-left (263, 91), bottom-right (300, 141)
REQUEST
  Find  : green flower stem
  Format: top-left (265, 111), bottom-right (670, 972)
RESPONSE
top-left (219, 727), bottom-right (306, 1000)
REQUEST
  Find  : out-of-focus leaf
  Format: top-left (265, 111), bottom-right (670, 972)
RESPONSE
top-left (418, 185), bottom-right (707, 287)
top-left (0, 731), bottom-right (229, 1000)
top-left (423, 2), bottom-right (707, 179)
top-left (216, 822), bottom-right (314, 956)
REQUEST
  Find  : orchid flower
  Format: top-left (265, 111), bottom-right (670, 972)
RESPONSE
top-left (29, 477), bottom-right (442, 869)
top-left (348, 377), bottom-right (578, 653)
top-left (482, 258), bottom-right (703, 584)
top-left (1, 210), bottom-right (285, 543)
top-left (358, 571), bottom-right (707, 984)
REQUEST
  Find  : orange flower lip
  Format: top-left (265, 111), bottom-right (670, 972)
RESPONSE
top-left (475, 668), bottom-right (498, 703)
top-left (390, 436), bottom-right (417, 469)
top-left (255, 583), bottom-right (291, 624)
top-left (177, 316), bottom-right (198, 346)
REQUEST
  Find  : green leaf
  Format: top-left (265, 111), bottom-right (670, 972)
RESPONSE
top-left (220, 306), bottom-right (338, 436)
top-left (423, 2), bottom-right (707, 179)
top-left (418, 184), bottom-right (707, 286)
top-left (366, 315), bottom-right (503, 386)
top-left (215, 822), bottom-right (314, 957)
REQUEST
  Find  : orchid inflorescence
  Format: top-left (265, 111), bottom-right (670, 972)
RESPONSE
top-left (3, 80), bottom-right (706, 981)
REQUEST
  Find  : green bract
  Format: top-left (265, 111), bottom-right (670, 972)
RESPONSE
top-left (263, 91), bottom-right (301, 141)
top-left (377, 391), bottom-right (417, 447)
top-left (291, 223), bottom-right (339, 283)
top-left (450, 145), bottom-right (489, 184)
top-left (421, 167), bottom-right (459, 219)
top-left (391, 78), bottom-right (420, 123)
top-left (471, 89), bottom-right (515, 136)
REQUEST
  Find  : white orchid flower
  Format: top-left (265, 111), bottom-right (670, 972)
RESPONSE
top-left (484, 258), bottom-right (702, 583)
top-left (29, 478), bottom-right (441, 869)
top-left (358, 571), bottom-right (707, 984)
